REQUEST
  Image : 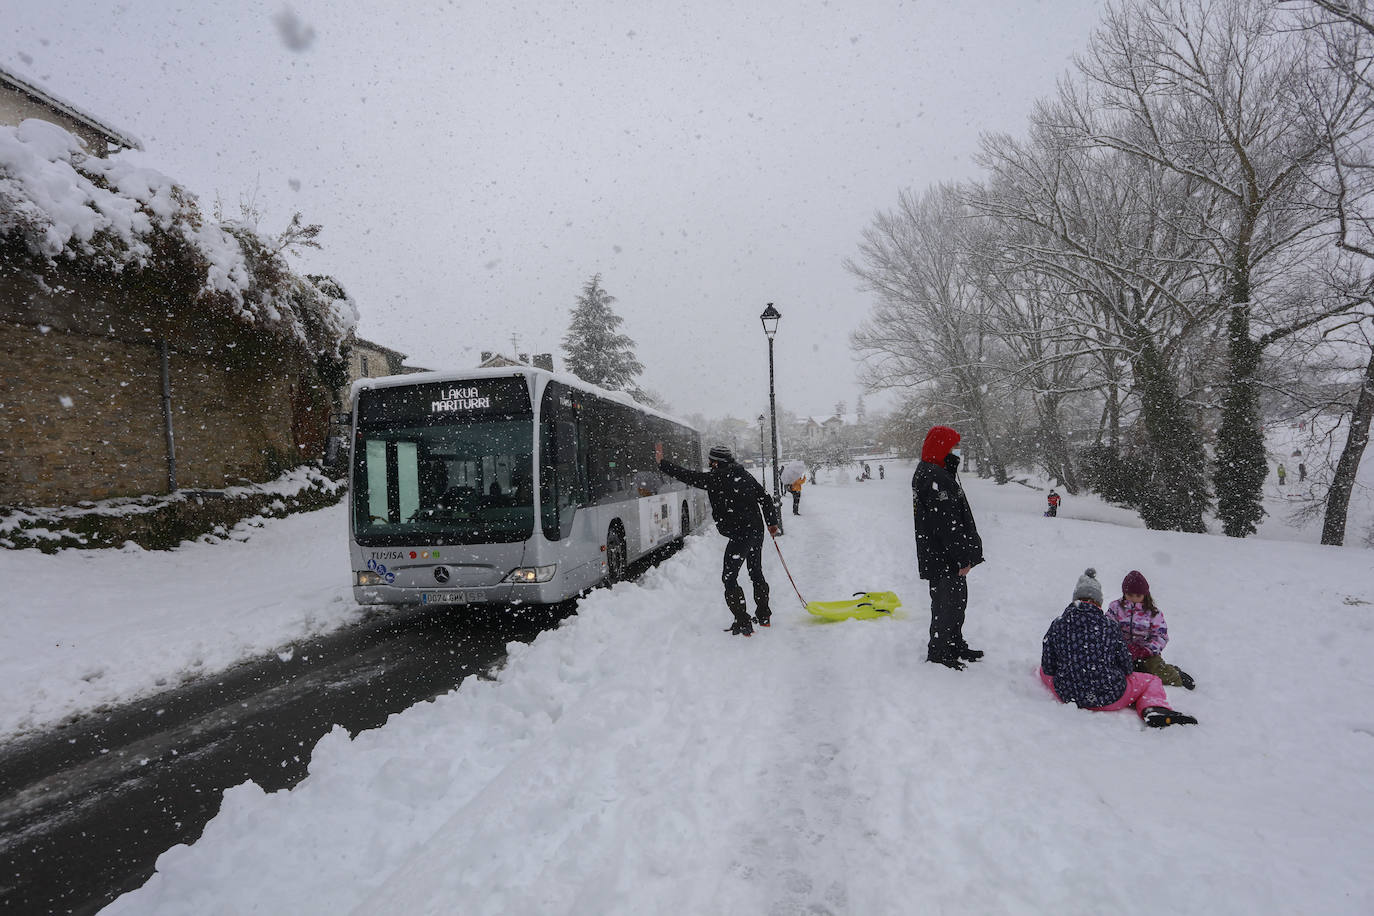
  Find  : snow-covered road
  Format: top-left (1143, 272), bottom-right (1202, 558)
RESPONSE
top-left (88, 469), bottom-right (1374, 915)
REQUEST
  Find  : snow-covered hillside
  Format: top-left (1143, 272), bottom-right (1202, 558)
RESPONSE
top-left (37, 466), bottom-right (1364, 915)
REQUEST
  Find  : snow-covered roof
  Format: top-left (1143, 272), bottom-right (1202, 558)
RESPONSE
top-left (477, 352), bottom-right (525, 368)
top-left (0, 64), bottom-right (143, 152)
top-left (352, 336), bottom-right (409, 360)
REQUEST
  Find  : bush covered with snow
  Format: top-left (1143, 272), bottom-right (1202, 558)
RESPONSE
top-left (0, 118), bottom-right (356, 358)
top-left (0, 465), bottom-right (345, 552)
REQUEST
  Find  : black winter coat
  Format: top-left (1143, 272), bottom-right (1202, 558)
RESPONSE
top-left (1040, 601), bottom-right (1132, 708)
top-left (911, 460), bottom-right (984, 580)
top-left (659, 459), bottom-right (779, 540)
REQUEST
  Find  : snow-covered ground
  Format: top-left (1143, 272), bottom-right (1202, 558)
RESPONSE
top-left (6, 461), bottom-right (1364, 914)
top-left (0, 504), bottom-right (364, 738)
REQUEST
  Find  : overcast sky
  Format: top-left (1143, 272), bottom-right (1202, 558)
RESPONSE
top-left (4, 0), bottom-right (1104, 422)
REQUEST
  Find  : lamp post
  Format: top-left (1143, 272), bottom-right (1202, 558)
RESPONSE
top-left (758, 414), bottom-right (766, 475)
top-left (760, 303), bottom-right (783, 533)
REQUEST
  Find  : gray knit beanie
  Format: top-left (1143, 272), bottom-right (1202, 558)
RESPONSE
top-left (707, 445), bottom-right (735, 464)
top-left (1072, 568), bottom-right (1103, 605)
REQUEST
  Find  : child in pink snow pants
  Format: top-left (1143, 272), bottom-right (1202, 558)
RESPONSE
top-left (1039, 569), bottom-right (1197, 728)
top-left (1038, 668), bottom-right (1169, 714)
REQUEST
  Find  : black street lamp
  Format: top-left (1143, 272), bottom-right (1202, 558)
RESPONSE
top-left (758, 414), bottom-right (766, 474)
top-left (760, 303), bottom-right (783, 533)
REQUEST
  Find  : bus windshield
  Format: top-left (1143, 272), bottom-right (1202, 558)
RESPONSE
top-left (353, 380), bottom-right (534, 545)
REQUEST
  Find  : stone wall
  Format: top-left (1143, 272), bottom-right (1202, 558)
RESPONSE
top-left (0, 262), bottom-right (331, 507)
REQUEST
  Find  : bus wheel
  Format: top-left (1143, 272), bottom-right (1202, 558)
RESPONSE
top-left (606, 525), bottom-right (628, 583)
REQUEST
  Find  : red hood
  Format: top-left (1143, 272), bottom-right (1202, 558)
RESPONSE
top-left (920, 425), bottom-right (961, 464)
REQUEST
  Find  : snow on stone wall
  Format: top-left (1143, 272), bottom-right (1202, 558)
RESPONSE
top-left (0, 118), bottom-right (356, 353)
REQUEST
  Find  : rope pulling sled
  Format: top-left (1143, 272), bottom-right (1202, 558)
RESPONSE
top-left (767, 529), bottom-right (902, 622)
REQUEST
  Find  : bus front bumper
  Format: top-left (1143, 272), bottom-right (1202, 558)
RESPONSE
top-left (352, 581), bottom-right (565, 607)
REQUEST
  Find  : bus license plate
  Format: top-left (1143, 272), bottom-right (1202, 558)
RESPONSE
top-left (421, 589), bottom-right (472, 605)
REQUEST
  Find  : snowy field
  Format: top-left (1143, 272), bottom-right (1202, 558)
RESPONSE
top-left (5, 461), bottom-right (1356, 914)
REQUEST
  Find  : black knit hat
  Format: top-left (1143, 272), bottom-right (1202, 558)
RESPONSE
top-left (708, 445), bottom-right (735, 464)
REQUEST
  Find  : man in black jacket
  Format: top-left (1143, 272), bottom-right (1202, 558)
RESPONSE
top-left (659, 444), bottom-right (781, 636)
top-left (912, 425), bottom-right (985, 669)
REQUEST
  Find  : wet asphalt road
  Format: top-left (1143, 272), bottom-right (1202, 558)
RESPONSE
top-left (0, 598), bottom-right (578, 915)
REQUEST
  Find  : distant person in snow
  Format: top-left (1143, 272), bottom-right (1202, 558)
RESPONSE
top-left (911, 425), bottom-right (985, 669)
top-left (1046, 490), bottom-right (1061, 518)
top-left (789, 475), bottom-right (804, 516)
top-left (1277, 463), bottom-right (1287, 486)
top-left (1299, 462), bottom-right (1307, 483)
top-left (658, 444), bottom-right (780, 636)
top-left (863, 462), bottom-right (872, 480)
top-left (1107, 570), bottom-right (1195, 690)
top-left (1039, 569), bottom-right (1198, 728)
top-left (878, 464), bottom-right (885, 480)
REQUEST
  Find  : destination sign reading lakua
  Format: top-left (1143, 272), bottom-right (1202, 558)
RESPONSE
top-left (431, 387), bottom-right (490, 412)
top-left (357, 376), bottom-right (531, 425)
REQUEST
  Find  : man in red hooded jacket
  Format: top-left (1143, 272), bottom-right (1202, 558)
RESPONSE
top-left (912, 425), bottom-right (985, 669)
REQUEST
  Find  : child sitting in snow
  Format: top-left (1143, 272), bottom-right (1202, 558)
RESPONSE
top-left (1039, 569), bottom-right (1198, 728)
top-left (1106, 570), bottom-right (1195, 690)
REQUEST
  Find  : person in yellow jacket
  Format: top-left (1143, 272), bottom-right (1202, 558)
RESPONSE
top-left (788, 475), bottom-right (804, 515)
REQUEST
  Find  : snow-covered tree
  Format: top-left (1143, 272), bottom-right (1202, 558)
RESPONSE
top-left (1075, 0), bottom-right (1369, 536)
top-left (0, 119), bottom-right (353, 356)
top-left (849, 184), bottom-right (1013, 482)
top-left (975, 116), bottom-right (1216, 529)
top-left (561, 274), bottom-right (644, 393)
top-left (1294, 0), bottom-right (1374, 544)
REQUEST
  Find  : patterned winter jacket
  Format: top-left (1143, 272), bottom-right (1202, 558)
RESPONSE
top-left (1105, 598), bottom-right (1169, 660)
top-left (1041, 600), bottom-right (1132, 709)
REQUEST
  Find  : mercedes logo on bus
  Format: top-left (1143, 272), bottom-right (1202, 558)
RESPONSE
top-left (433, 566), bottom-right (450, 583)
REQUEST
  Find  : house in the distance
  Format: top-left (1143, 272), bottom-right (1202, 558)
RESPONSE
top-left (799, 415), bottom-right (849, 443)
top-left (337, 335), bottom-right (428, 406)
top-left (479, 351), bottom-right (555, 371)
top-left (0, 64), bottom-right (142, 156)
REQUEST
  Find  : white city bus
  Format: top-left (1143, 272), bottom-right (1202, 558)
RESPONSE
top-left (348, 366), bottom-right (707, 608)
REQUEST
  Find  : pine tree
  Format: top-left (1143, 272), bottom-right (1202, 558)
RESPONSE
top-left (560, 274), bottom-right (644, 392)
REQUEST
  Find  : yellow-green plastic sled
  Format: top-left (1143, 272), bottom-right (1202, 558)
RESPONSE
top-left (805, 591), bottom-right (901, 621)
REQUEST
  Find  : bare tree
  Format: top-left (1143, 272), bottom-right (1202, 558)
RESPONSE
top-left (848, 184), bottom-right (1012, 482)
top-left (966, 225), bottom-right (1094, 491)
top-left (1288, 0), bottom-right (1374, 543)
top-left (974, 111), bottom-right (1217, 530)
top-left (1074, 0), bottom-right (1369, 536)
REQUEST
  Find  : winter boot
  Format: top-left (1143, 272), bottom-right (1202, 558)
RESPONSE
top-left (926, 648), bottom-right (966, 671)
top-left (956, 645), bottom-right (984, 662)
top-left (753, 601), bottom-right (772, 628)
top-left (1142, 706), bottom-right (1198, 728)
top-left (751, 580), bottom-right (771, 627)
top-left (724, 588), bottom-right (753, 636)
top-left (1178, 669), bottom-right (1196, 690)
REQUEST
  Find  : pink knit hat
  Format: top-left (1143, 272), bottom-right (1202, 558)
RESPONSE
top-left (1122, 570), bottom-right (1150, 596)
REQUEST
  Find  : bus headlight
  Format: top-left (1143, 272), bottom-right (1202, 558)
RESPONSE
top-left (503, 565), bottom-right (557, 584)
top-left (356, 570), bottom-right (388, 586)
